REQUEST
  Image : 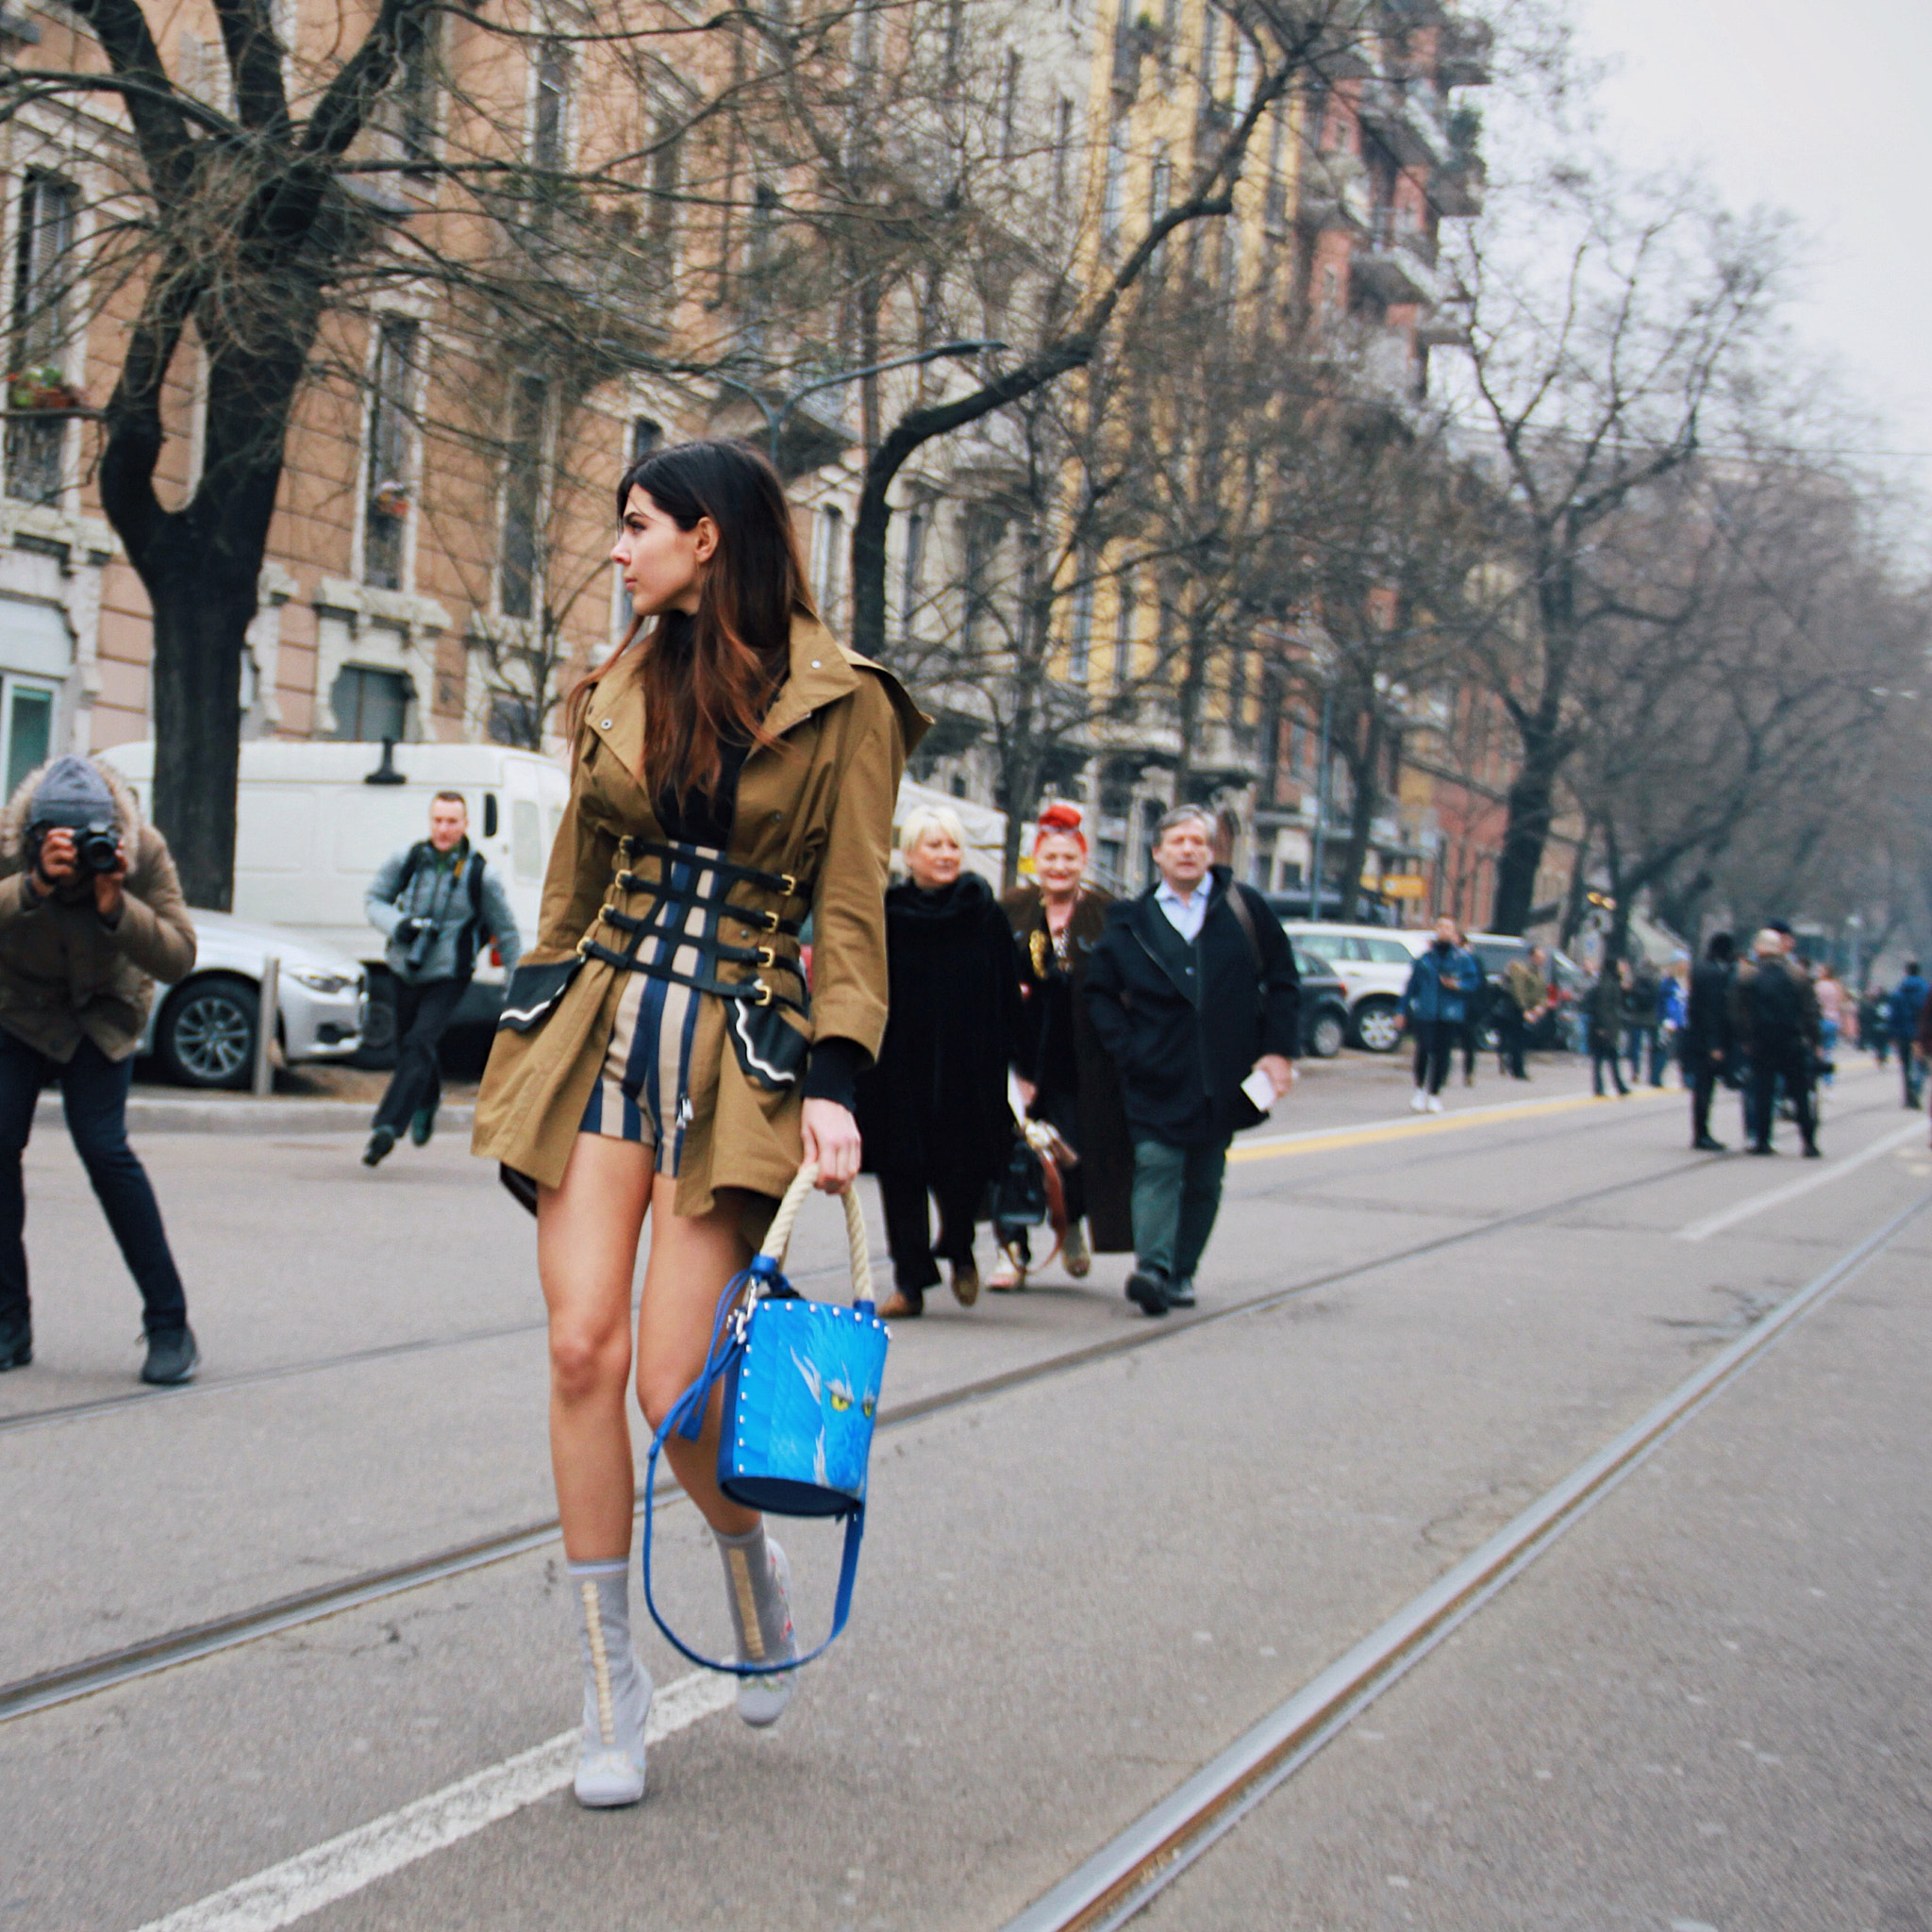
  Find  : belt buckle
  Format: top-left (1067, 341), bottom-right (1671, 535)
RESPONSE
top-left (760, 907), bottom-right (781, 932)
top-left (756, 944), bottom-right (776, 968)
top-left (752, 980), bottom-right (774, 1008)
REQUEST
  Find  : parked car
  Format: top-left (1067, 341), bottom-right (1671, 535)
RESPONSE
top-left (1294, 950), bottom-right (1352, 1059)
top-left (1279, 923), bottom-right (1421, 1052)
top-left (138, 911), bottom-right (367, 1089)
top-left (1394, 929), bottom-right (1589, 1053)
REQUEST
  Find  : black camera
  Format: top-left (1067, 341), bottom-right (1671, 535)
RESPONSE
top-left (28, 816), bottom-right (122, 881)
top-left (396, 914), bottom-right (438, 971)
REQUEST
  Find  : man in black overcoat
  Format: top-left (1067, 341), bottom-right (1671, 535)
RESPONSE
top-left (1681, 930), bottom-right (1736, 1152)
top-left (1085, 806), bottom-right (1299, 1316)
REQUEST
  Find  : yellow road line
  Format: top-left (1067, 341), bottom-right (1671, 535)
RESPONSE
top-left (1228, 1088), bottom-right (1674, 1164)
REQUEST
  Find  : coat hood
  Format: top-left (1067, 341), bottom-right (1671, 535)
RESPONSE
top-left (0, 753), bottom-right (143, 867)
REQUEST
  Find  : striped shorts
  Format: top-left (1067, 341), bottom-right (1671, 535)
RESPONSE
top-left (578, 846), bottom-right (722, 1176)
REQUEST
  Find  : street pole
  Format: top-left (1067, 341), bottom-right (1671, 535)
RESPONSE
top-left (253, 957), bottom-right (279, 1097)
top-left (1309, 682), bottom-right (1333, 919)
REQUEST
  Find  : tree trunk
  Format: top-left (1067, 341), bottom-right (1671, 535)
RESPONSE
top-left (1491, 726), bottom-right (1567, 935)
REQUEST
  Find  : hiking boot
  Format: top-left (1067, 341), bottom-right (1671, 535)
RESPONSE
top-left (141, 1324), bottom-right (200, 1386)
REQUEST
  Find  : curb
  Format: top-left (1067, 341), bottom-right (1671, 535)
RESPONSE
top-left (31, 1093), bottom-right (477, 1136)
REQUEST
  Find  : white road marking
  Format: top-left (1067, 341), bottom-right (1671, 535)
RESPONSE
top-left (1673, 1122), bottom-right (1925, 1241)
top-left (129, 1671), bottom-right (738, 1932)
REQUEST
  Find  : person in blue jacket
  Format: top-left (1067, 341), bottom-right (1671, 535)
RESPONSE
top-left (1401, 916), bottom-right (1482, 1113)
top-left (1887, 960), bottom-right (1928, 1109)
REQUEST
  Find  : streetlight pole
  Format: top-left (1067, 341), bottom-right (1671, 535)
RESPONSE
top-left (714, 340), bottom-right (1006, 470)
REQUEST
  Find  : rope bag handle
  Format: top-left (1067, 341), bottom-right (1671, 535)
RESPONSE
top-left (752, 1161), bottom-right (874, 1306)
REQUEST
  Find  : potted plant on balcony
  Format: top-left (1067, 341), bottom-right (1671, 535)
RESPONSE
top-left (7, 365), bottom-right (83, 412)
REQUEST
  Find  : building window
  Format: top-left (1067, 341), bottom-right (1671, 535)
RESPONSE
top-left (531, 41), bottom-right (568, 172)
top-left (999, 50), bottom-right (1022, 163)
top-left (1110, 572), bottom-right (1135, 690)
top-left (1068, 569), bottom-right (1094, 685)
top-left (1052, 95), bottom-right (1074, 206)
top-left (1099, 113), bottom-right (1128, 253)
top-left (390, 17), bottom-right (438, 167)
top-left (961, 505), bottom-right (1000, 653)
top-left (899, 508), bottom-right (927, 641)
top-left (488, 691), bottom-right (543, 748)
top-left (500, 374), bottom-right (549, 620)
top-left (7, 173), bottom-right (76, 506)
top-left (330, 666), bottom-right (410, 741)
top-left (648, 108), bottom-right (681, 266)
top-left (812, 502), bottom-right (843, 620)
top-left (363, 318), bottom-right (418, 591)
top-left (2, 676), bottom-right (54, 796)
top-left (630, 415), bottom-right (662, 464)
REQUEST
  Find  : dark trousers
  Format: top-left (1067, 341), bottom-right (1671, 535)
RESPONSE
top-left (1410, 1019), bottom-right (1454, 1094)
top-left (1495, 1002), bottom-right (1527, 1077)
top-left (1591, 1031), bottom-right (1628, 1096)
top-left (1130, 1136), bottom-right (1229, 1284)
top-left (878, 1170), bottom-right (981, 1293)
top-left (1749, 1053), bottom-right (1816, 1151)
top-left (1460, 1018), bottom-right (1479, 1082)
top-left (0, 1029), bottom-right (188, 1334)
top-left (374, 976), bottom-right (468, 1134)
top-left (1687, 1054), bottom-right (1721, 1141)
top-left (1901, 1047), bottom-right (1924, 1110)
top-left (1624, 1024), bottom-right (1665, 1086)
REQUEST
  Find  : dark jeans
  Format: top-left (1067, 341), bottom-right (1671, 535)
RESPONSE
top-left (1460, 1018), bottom-right (1479, 1082)
top-left (374, 976), bottom-right (469, 1134)
top-left (0, 1029), bottom-right (188, 1334)
top-left (1686, 1052), bottom-right (1722, 1141)
top-left (1591, 1032), bottom-right (1628, 1096)
top-left (1495, 1002), bottom-right (1527, 1078)
top-left (1130, 1136), bottom-right (1229, 1285)
top-left (1410, 1019), bottom-right (1453, 1095)
top-left (1624, 1024), bottom-right (1666, 1086)
top-left (878, 1170), bottom-right (981, 1293)
top-left (1900, 1048), bottom-right (1924, 1110)
top-left (1748, 1053), bottom-right (1816, 1151)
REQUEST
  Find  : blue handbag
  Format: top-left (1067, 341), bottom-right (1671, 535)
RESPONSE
top-left (641, 1164), bottom-right (888, 1674)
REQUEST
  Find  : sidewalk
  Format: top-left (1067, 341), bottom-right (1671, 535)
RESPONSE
top-left (31, 1089), bottom-right (479, 1135)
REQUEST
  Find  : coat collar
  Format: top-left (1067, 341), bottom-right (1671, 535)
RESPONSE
top-left (583, 611), bottom-right (908, 802)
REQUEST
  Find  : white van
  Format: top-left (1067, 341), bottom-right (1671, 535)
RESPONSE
top-left (101, 741), bottom-right (572, 1053)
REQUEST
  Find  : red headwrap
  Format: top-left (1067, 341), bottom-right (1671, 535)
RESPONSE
top-left (1033, 800), bottom-right (1088, 855)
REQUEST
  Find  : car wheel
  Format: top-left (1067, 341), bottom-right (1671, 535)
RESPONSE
top-left (1308, 1009), bottom-right (1346, 1059)
top-left (156, 975), bottom-right (258, 1089)
top-left (1353, 998), bottom-right (1403, 1054)
top-left (352, 974), bottom-right (399, 1071)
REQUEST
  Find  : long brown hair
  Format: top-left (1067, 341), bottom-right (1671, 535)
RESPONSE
top-left (570, 439), bottom-right (817, 800)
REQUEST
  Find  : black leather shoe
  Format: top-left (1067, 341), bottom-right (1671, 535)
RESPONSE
top-left (1746, 1143), bottom-right (1775, 1156)
top-left (1802, 1142), bottom-right (1823, 1159)
top-left (1692, 1136), bottom-right (1727, 1152)
top-left (141, 1324), bottom-right (199, 1385)
top-left (0, 1312), bottom-right (30, 1371)
top-left (1165, 1277), bottom-right (1196, 1310)
top-left (409, 1103), bottom-right (438, 1148)
top-left (1125, 1270), bottom-right (1171, 1317)
top-left (362, 1126), bottom-right (397, 1168)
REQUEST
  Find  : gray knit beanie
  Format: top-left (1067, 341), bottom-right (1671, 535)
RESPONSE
top-left (29, 755), bottom-right (116, 832)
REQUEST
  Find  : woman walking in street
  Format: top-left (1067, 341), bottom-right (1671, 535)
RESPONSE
top-left (1814, 962), bottom-right (1843, 1084)
top-left (991, 804), bottom-right (1134, 1290)
top-left (473, 440), bottom-right (922, 1809)
top-left (855, 807), bottom-right (1024, 1319)
top-left (1588, 958), bottom-right (1631, 1097)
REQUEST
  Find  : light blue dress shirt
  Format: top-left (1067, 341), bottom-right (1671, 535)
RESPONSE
top-left (1155, 877), bottom-right (1209, 942)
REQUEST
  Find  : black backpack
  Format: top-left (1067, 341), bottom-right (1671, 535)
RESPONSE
top-left (394, 841), bottom-right (490, 977)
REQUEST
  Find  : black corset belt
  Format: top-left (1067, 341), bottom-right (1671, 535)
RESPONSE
top-left (576, 838), bottom-right (808, 1017)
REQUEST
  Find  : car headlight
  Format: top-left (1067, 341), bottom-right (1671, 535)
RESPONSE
top-left (290, 967), bottom-right (356, 995)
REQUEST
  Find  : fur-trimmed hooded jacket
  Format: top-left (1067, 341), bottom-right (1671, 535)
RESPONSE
top-left (0, 757), bottom-right (196, 1061)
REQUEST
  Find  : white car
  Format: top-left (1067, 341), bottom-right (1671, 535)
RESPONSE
top-left (137, 910), bottom-right (367, 1089)
top-left (1281, 923), bottom-right (1424, 1052)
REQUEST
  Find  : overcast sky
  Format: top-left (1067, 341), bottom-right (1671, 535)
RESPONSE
top-left (1568, 0), bottom-right (1932, 510)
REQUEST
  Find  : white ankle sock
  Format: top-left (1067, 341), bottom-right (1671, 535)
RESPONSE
top-left (567, 1558), bottom-right (652, 1759)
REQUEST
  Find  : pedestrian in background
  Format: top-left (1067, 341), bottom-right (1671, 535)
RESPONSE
top-left (1813, 962), bottom-right (1843, 1086)
top-left (0, 756), bottom-right (199, 1383)
top-left (993, 803), bottom-right (1133, 1291)
top-left (1400, 916), bottom-right (1480, 1113)
top-left (1587, 958), bottom-right (1630, 1098)
top-left (1456, 923), bottom-right (1488, 1087)
top-left (1857, 983), bottom-right (1888, 1065)
top-left (1623, 955), bottom-right (1666, 1088)
top-left (856, 806), bottom-right (1024, 1320)
top-left (1681, 931), bottom-right (1735, 1152)
top-left (1917, 991), bottom-right (1932, 1149)
top-left (1730, 928), bottom-right (1821, 1158)
top-left (363, 791), bottom-right (521, 1167)
top-left (1887, 962), bottom-right (1926, 1109)
top-left (1496, 945), bottom-right (1547, 1081)
top-left (1085, 805), bottom-right (1298, 1317)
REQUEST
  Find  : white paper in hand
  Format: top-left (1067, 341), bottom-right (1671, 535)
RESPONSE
top-left (1241, 1067), bottom-right (1278, 1115)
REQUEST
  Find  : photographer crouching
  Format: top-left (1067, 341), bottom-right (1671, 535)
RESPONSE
top-left (0, 755), bottom-right (199, 1382)
top-left (362, 791), bottom-right (521, 1168)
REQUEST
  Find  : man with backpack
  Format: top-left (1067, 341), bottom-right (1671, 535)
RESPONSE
top-left (363, 791), bottom-right (521, 1168)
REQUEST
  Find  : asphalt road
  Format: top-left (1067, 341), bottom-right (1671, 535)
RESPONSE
top-left (0, 1052), bottom-right (1924, 1931)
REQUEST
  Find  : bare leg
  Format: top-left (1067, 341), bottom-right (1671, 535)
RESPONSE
top-left (635, 1170), bottom-right (759, 1537)
top-left (538, 1133), bottom-right (653, 1562)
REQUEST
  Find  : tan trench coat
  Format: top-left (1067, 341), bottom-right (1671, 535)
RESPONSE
top-left (472, 613), bottom-right (926, 1233)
